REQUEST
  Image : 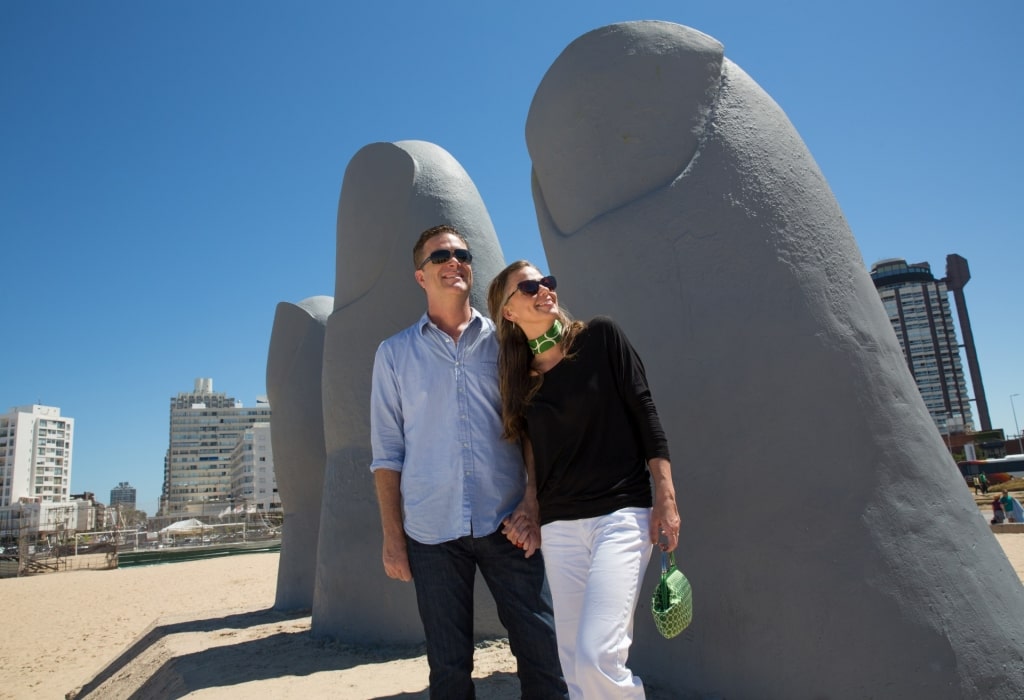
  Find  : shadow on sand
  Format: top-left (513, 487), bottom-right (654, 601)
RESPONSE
top-left (66, 607), bottom-right (521, 699)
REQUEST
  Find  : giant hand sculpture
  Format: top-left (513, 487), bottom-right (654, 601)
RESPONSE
top-left (526, 21), bottom-right (1024, 698)
top-left (266, 295), bottom-right (332, 612)
top-left (311, 140), bottom-right (510, 642)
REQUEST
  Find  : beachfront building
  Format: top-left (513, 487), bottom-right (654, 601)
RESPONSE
top-left (159, 378), bottom-right (271, 517)
top-left (870, 259), bottom-right (974, 435)
top-left (0, 498), bottom-right (95, 541)
top-left (229, 422), bottom-right (279, 513)
top-left (109, 481), bottom-right (137, 510)
top-left (0, 404), bottom-right (74, 507)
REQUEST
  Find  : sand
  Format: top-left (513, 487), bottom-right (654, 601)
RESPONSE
top-left (0, 552), bottom-right (534, 700)
top-left (1, 535), bottom-right (1022, 700)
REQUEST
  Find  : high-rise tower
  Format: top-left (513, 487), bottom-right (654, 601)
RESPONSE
top-left (160, 378), bottom-right (271, 516)
top-left (870, 258), bottom-right (975, 435)
top-left (0, 405), bottom-right (74, 506)
top-left (229, 422), bottom-right (279, 513)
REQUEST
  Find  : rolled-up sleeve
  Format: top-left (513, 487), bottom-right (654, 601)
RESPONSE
top-left (370, 341), bottom-right (405, 473)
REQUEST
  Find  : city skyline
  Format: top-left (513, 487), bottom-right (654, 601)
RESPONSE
top-left (4, 2), bottom-right (1022, 512)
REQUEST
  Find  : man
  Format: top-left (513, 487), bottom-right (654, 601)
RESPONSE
top-left (370, 224), bottom-right (567, 699)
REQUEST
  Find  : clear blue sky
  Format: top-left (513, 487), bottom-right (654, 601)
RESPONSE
top-left (3, 2), bottom-right (1022, 514)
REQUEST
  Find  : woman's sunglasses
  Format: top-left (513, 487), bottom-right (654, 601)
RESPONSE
top-left (419, 248), bottom-right (473, 269)
top-left (504, 275), bottom-right (557, 305)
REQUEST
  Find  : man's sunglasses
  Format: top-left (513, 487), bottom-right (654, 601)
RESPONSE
top-left (418, 248), bottom-right (473, 269)
top-left (504, 275), bottom-right (557, 305)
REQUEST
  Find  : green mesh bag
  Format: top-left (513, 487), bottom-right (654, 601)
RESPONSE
top-left (651, 551), bottom-right (692, 639)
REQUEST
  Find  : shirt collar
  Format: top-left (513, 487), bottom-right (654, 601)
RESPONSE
top-left (417, 307), bottom-right (485, 334)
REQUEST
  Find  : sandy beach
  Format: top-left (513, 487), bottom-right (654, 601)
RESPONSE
top-left (1, 534), bottom-right (1022, 700)
top-left (0, 551), bottom-right (537, 700)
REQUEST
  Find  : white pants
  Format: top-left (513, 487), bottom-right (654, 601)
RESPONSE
top-left (541, 507), bottom-right (654, 700)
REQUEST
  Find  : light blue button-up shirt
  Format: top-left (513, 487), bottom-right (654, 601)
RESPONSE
top-left (370, 309), bottom-right (525, 545)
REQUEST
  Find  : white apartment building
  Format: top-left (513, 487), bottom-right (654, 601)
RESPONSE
top-left (0, 498), bottom-right (95, 540)
top-left (0, 405), bottom-right (74, 506)
top-left (870, 259), bottom-right (974, 434)
top-left (230, 422), bottom-right (279, 512)
top-left (160, 378), bottom-right (271, 517)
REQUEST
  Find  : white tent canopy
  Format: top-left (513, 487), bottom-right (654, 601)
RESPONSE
top-left (159, 518), bottom-right (212, 535)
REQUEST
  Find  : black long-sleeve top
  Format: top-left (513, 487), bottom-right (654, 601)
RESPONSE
top-left (526, 316), bottom-right (670, 525)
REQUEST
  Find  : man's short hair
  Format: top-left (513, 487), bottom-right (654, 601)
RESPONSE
top-left (413, 224), bottom-right (467, 269)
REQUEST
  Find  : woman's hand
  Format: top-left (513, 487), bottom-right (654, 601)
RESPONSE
top-left (648, 457), bottom-right (680, 551)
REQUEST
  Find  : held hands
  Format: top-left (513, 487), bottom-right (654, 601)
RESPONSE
top-left (502, 496), bottom-right (541, 558)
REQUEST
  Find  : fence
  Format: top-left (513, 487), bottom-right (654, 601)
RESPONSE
top-left (0, 547), bottom-right (117, 577)
top-left (0, 510), bottom-right (283, 578)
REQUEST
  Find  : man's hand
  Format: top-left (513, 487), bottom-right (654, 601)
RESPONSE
top-left (374, 469), bottom-right (412, 580)
top-left (382, 532), bottom-right (413, 581)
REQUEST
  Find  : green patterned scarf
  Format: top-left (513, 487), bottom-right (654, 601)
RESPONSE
top-left (528, 319), bottom-right (563, 355)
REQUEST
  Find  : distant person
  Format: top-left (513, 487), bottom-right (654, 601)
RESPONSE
top-left (978, 471), bottom-right (989, 494)
top-left (488, 260), bottom-right (681, 700)
top-left (991, 496), bottom-right (1006, 524)
top-left (999, 490), bottom-right (1024, 523)
top-left (369, 225), bottom-right (567, 699)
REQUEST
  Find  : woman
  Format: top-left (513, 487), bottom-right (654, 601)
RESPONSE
top-left (486, 260), bottom-right (681, 700)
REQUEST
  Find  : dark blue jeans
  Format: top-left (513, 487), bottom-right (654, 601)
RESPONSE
top-left (406, 529), bottom-right (568, 700)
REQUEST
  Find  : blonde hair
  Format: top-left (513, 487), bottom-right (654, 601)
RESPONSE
top-left (486, 260), bottom-right (584, 441)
